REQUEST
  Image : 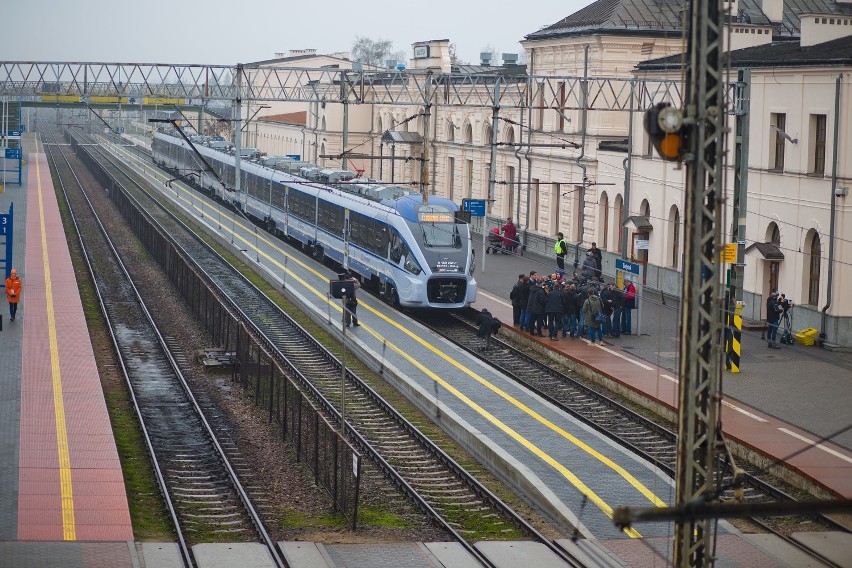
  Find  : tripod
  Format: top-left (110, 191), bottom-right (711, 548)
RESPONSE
top-left (779, 308), bottom-right (794, 345)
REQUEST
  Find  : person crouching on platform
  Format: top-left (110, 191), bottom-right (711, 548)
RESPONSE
top-left (476, 308), bottom-right (501, 350)
top-left (5, 268), bottom-right (22, 321)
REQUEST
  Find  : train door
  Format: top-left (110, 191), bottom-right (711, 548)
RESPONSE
top-left (343, 209), bottom-right (351, 272)
top-left (282, 187), bottom-right (289, 237)
top-left (388, 230), bottom-right (414, 300)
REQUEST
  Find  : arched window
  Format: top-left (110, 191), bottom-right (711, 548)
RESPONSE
top-left (640, 199), bottom-right (650, 219)
top-left (319, 143), bottom-right (326, 165)
top-left (484, 124), bottom-right (493, 146)
top-left (377, 117), bottom-right (383, 135)
top-left (463, 121), bottom-right (473, 144)
top-left (446, 120), bottom-right (455, 142)
top-left (807, 230), bottom-right (821, 305)
top-left (321, 116), bottom-right (326, 131)
top-left (505, 126), bottom-right (515, 145)
top-left (599, 192), bottom-right (609, 249)
top-left (766, 222), bottom-right (780, 245)
top-left (765, 222), bottom-right (782, 296)
top-left (668, 205), bottom-right (681, 268)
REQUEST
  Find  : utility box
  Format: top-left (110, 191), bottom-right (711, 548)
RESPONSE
top-left (794, 327), bottom-right (818, 346)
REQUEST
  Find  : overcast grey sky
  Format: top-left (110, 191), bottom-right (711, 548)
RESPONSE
top-left (4, 0), bottom-right (587, 66)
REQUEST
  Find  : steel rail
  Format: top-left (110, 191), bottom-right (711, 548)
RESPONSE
top-left (428, 309), bottom-right (850, 535)
top-left (82, 128), bottom-right (588, 568)
top-left (46, 127), bottom-right (287, 568)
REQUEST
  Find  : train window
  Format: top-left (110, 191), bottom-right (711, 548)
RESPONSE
top-left (288, 188), bottom-right (316, 222)
top-left (390, 232), bottom-right (403, 263)
top-left (420, 222), bottom-right (460, 249)
top-left (317, 199), bottom-right (344, 234)
top-left (417, 204), bottom-right (460, 248)
top-left (404, 249), bottom-right (422, 275)
top-left (375, 224), bottom-right (390, 255)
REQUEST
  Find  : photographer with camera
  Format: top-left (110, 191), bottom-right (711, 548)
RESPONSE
top-left (765, 290), bottom-right (782, 349)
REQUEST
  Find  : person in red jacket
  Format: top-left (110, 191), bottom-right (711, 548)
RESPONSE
top-left (5, 268), bottom-right (22, 321)
top-left (621, 279), bottom-right (636, 335)
top-left (501, 218), bottom-right (518, 253)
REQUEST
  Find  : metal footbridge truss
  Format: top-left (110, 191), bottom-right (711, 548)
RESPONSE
top-left (0, 61), bottom-right (692, 110)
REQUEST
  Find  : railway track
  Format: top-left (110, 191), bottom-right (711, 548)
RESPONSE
top-left (43, 128), bottom-right (286, 567)
top-left (62, 127), bottom-right (586, 568)
top-left (416, 309), bottom-right (849, 562)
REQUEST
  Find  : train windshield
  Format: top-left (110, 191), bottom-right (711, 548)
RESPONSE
top-left (417, 205), bottom-right (460, 248)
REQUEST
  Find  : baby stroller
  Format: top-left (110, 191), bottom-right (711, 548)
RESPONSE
top-left (486, 227), bottom-right (503, 254)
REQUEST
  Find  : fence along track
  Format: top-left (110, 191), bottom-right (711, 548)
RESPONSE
top-left (421, 309), bottom-right (850, 536)
top-left (43, 128), bottom-right (287, 568)
top-left (71, 128), bottom-right (588, 567)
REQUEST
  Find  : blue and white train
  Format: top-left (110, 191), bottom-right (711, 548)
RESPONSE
top-left (151, 131), bottom-right (477, 309)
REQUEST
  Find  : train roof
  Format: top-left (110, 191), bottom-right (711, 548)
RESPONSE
top-left (154, 131), bottom-right (464, 222)
top-left (388, 194), bottom-right (459, 223)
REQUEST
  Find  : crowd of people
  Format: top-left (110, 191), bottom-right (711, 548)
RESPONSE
top-left (510, 270), bottom-right (636, 345)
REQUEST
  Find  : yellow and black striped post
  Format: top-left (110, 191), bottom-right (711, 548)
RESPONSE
top-left (729, 301), bottom-right (743, 373)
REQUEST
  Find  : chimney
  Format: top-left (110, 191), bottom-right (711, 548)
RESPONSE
top-left (761, 0), bottom-right (783, 23)
top-left (409, 40), bottom-right (452, 73)
top-left (502, 53), bottom-right (519, 66)
top-left (480, 52), bottom-right (492, 66)
top-left (800, 14), bottom-right (852, 46)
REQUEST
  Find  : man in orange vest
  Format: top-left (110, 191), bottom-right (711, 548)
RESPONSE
top-left (5, 268), bottom-right (22, 321)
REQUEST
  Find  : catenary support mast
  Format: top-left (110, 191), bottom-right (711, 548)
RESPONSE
top-left (674, 0), bottom-right (726, 565)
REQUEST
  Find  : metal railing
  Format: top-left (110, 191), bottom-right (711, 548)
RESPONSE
top-left (68, 131), bottom-right (361, 528)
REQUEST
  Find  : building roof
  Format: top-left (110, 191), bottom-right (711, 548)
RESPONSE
top-left (452, 63), bottom-right (529, 76)
top-left (623, 215), bottom-right (653, 231)
top-left (746, 242), bottom-right (785, 260)
top-left (636, 34), bottom-right (852, 71)
top-left (525, 0), bottom-right (852, 40)
top-left (247, 53), bottom-right (351, 67)
top-left (258, 111), bottom-right (307, 126)
top-left (381, 131), bottom-right (423, 144)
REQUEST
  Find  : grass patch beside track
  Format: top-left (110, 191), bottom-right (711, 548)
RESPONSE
top-left (49, 155), bottom-right (175, 541)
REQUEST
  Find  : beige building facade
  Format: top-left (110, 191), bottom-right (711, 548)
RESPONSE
top-left (242, 2), bottom-right (852, 344)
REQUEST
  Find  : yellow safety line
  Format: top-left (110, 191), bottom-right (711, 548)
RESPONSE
top-left (109, 141), bottom-right (669, 534)
top-left (36, 149), bottom-right (76, 540)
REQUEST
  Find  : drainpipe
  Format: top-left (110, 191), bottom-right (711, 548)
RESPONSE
top-left (524, 48), bottom-right (535, 250)
top-left (820, 74), bottom-right (842, 346)
top-left (622, 77), bottom-right (636, 259)
top-left (369, 102), bottom-right (375, 178)
top-left (573, 44), bottom-right (590, 266)
top-left (514, 107), bottom-right (524, 222)
top-left (431, 95), bottom-right (438, 195)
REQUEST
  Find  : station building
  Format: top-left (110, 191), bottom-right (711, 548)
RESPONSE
top-left (244, 0), bottom-right (852, 344)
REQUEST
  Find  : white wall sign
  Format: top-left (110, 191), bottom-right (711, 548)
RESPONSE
top-left (413, 46), bottom-right (429, 59)
top-left (636, 239), bottom-right (650, 250)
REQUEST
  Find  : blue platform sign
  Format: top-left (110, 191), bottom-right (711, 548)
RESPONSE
top-left (1, 204), bottom-right (13, 278)
top-left (616, 258), bottom-right (640, 275)
top-left (6, 130), bottom-right (21, 138)
top-left (5, 148), bottom-right (22, 160)
top-left (462, 198), bottom-right (486, 217)
top-left (285, 154), bottom-right (301, 160)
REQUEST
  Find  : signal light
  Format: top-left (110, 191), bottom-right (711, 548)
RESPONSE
top-left (644, 102), bottom-right (685, 161)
